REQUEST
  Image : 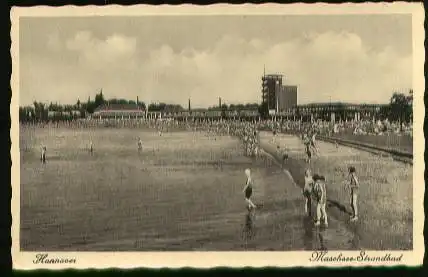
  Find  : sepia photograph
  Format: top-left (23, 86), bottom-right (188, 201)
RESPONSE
top-left (11, 3), bottom-right (424, 269)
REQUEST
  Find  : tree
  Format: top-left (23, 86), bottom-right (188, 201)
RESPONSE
top-left (94, 90), bottom-right (105, 108)
top-left (389, 91), bottom-right (413, 130)
top-left (258, 101), bottom-right (268, 119)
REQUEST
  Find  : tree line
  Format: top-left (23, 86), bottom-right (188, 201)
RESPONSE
top-left (19, 89), bottom-right (413, 123)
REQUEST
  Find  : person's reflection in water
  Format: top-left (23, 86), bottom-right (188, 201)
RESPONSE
top-left (244, 211), bottom-right (254, 236)
top-left (302, 217), bottom-right (315, 250)
top-left (349, 222), bottom-right (361, 250)
top-left (316, 227), bottom-right (328, 251)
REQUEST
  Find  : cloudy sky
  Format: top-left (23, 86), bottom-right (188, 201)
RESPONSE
top-left (19, 15), bottom-right (412, 108)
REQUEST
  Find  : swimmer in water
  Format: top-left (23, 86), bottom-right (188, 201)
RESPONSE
top-left (243, 168), bottom-right (256, 211)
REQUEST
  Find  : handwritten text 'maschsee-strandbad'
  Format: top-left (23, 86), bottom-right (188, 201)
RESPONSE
top-left (310, 251), bottom-right (403, 263)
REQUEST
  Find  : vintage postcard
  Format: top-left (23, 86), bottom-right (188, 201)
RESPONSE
top-left (11, 3), bottom-right (424, 269)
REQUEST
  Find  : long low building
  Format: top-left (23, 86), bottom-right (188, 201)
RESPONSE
top-left (89, 102), bottom-right (388, 122)
top-left (278, 102), bottom-right (388, 122)
top-left (92, 104), bottom-right (146, 119)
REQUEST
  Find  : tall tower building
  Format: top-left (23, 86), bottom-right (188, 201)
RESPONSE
top-left (261, 73), bottom-right (283, 114)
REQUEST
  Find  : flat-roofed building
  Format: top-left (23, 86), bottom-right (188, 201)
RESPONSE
top-left (276, 85), bottom-right (298, 113)
top-left (92, 103), bottom-right (146, 119)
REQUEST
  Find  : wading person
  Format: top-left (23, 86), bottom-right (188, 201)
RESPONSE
top-left (303, 169), bottom-right (314, 216)
top-left (345, 166), bottom-right (359, 222)
top-left (40, 145), bottom-right (47, 164)
top-left (243, 168), bottom-right (257, 211)
top-left (313, 174), bottom-right (328, 227)
top-left (304, 135), bottom-right (312, 164)
top-left (310, 132), bottom-right (319, 156)
top-left (89, 140), bottom-right (93, 155)
top-left (137, 137), bottom-right (143, 152)
top-left (277, 145), bottom-right (289, 168)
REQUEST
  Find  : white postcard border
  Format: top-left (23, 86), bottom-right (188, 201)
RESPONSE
top-left (10, 3), bottom-right (425, 269)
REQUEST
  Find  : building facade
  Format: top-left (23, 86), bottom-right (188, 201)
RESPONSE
top-left (261, 74), bottom-right (283, 114)
top-left (92, 103), bottom-right (146, 119)
top-left (261, 73), bottom-right (298, 114)
top-left (277, 102), bottom-right (388, 122)
top-left (276, 85), bottom-right (298, 112)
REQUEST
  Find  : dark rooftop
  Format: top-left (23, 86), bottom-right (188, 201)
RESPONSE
top-left (94, 104), bottom-right (144, 112)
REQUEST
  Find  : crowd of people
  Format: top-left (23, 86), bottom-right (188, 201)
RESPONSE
top-left (22, 115), bottom-right (408, 228)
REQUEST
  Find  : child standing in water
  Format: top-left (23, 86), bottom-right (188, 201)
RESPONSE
top-left (313, 174), bottom-right (328, 227)
top-left (303, 169), bottom-right (314, 216)
top-left (345, 166), bottom-right (359, 222)
top-left (243, 168), bottom-right (256, 211)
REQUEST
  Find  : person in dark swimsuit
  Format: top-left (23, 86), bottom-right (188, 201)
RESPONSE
top-left (243, 168), bottom-right (256, 211)
top-left (40, 145), bottom-right (46, 164)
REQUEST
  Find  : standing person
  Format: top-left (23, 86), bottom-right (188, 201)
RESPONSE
top-left (312, 174), bottom-right (328, 227)
top-left (89, 140), bottom-right (93, 154)
top-left (40, 145), bottom-right (47, 164)
top-left (243, 168), bottom-right (257, 211)
top-left (310, 131), bottom-right (319, 156)
top-left (303, 169), bottom-right (314, 216)
top-left (345, 166), bottom-right (359, 222)
top-left (272, 128), bottom-right (277, 144)
top-left (137, 137), bottom-right (143, 152)
top-left (277, 145), bottom-right (288, 168)
top-left (304, 135), bottom-right (312, 164)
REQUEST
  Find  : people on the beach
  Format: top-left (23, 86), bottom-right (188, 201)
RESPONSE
top-left (313, 174), bottom-right (328, 227)
top-left (243, 168), bottom-right (257, 211)
top-left (345, 166), bottom-right (359, 222)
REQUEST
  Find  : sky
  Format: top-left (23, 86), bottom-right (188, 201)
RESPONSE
top-left (19, 15), bottom-right (413, 108)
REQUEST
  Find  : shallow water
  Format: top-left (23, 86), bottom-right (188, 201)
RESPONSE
top-left (20, 127), bottom-right (378, 251)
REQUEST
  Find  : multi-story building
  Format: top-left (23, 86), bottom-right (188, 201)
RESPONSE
top-left (277, 85), bottom-right (298, 113)
top-left (261, 74), bottom-right (283, 114)
top-left (261, 73), bottom-right (298, 114)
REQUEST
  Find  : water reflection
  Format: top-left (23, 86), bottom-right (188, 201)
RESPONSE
top-left (242, 211), bottom-right (255, 241)
top-left (302, 217), bottom-right (315, 250)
